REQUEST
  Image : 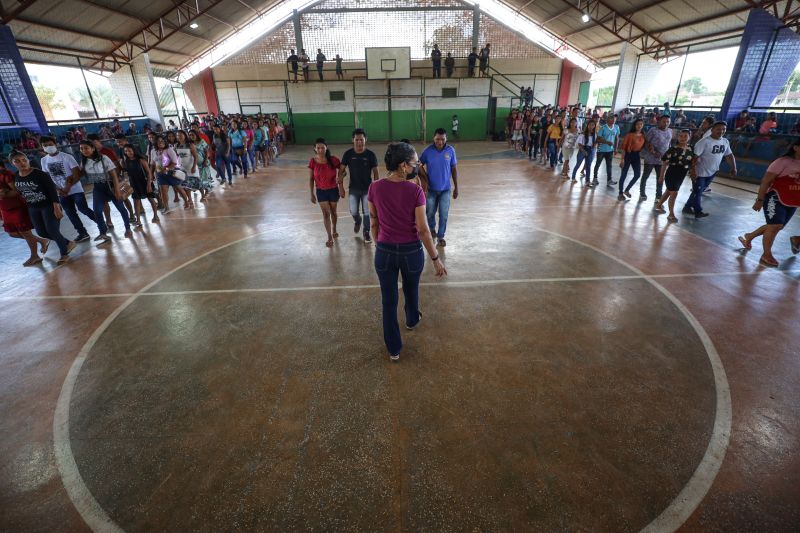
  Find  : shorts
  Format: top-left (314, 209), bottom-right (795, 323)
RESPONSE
top-left (512, 131), bottom-right (522, 141)
top-left (157, 172), bottom-right (185, 187)
top-left (665, 169), bottom-right (687, 192)
top-left (561, 146), bottom-right (575, 161)
top-left (1, 207), bottom-right (33, 233)
top-left (316, 187), bottom-right (340, 203)
top-left (764, 191), bottom-right (796, 225)
top-left (256, 143), bottom-right (267, 152)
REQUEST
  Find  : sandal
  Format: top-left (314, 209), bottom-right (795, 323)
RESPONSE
top-left (790, 236), bottom-right (800, 255)
top-left (737, 236), bottom-right (752, 250)
top-left (332, 232), bottom-right (339, 238)
top-left (23, 257), bottom-right (43, 267)
top-left (325, 239), bottom-right (334, 248)
top-left (759, 255), bottom-right (779, 267)
top-left (40, 239), bottom-right (50, 255)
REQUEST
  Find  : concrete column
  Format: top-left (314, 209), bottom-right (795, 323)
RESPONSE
top-left (130, 53), bottom-right (164, 125)
top-left (472, 6), bottom-right (480, 50)
top-left (610, 43), bottom-right (637, 113)
top-left (293, 10), bottom-right (304, 55)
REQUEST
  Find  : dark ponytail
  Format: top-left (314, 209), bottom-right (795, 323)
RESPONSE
top-left (315, 138), bottom-right (335, 168)
top-left (384, 142), bottom-right (416, 171)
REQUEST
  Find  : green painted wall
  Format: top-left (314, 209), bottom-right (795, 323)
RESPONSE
top-left (494, 106), bottom-right (511, 135)
top-left (292, 107), bottom-right (490, 144)
top-left (292, 112), bottom-right (354, 145)
top-left (426, 108), bottom-right (487, 141)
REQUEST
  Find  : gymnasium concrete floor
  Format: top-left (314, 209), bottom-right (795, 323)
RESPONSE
top-left (1, 141), bottom-right (798, 532)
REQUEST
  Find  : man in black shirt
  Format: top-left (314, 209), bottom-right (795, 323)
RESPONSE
top-left (445, 53), bottom-right (455, 78)
top-left (431, 44), bottom-right (442, 78)
top-left (287, 49), bottom-right (299, 83)
top-left (467, 47), bottom-right (478, 77)
top-left (338, 128), bottom-right (379, 243)
top-left (479, 43), bottom-right (490, 77)
top-left (316, 49), bottom-right (326, 80)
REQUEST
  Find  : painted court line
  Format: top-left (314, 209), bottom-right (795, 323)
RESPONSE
top-left (3, 270), bottom-right (789, 302)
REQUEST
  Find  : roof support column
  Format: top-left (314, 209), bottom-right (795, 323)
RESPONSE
top-left (472, 5), bottom-right (480, 49)
top-left (130, 53), bottom-right (165, 126)
top-left (610, 42), bottom-right (637, 113)
top-left (293, 10), bottom-right (304, 55)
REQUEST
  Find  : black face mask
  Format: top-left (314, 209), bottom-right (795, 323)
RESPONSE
top-left (406, 164), bottom-right (419, 180)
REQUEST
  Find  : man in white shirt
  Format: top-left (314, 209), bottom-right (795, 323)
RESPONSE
top-left (683, 121), bottom-right (737, 218)
top-left (40, 136), bottom-right (99, 242)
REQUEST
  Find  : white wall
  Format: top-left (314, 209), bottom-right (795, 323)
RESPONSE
top-left (568, 67), bottom-right (592, 105)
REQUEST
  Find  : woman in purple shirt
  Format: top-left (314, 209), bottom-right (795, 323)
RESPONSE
top-left (368, 143), bottom-right (447, 361)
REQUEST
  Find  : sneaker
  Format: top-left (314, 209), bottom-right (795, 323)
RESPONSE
top-left (389, 353), bottom-right (400, 362)
top-left (437, 238), bottom-right (446, 247)
top-left (354, 220), bottom-right (362, 234)
top-left (592, 179), bottom-right (599, 185)
top-left (608, 180), bottom-right (618, 186)
top-left (681, 207), bottom-right (694, 214)
top-left (639, 194), bottom-right (647, 201)
top-left (363, 231), bottom-right (372, 243)
top-left (75, 234), bottom-right (90, 243)
top-left (624, 190), bottom-right (632, 198)
top-left (703, 186), bottom-right (711, 193)
top-left (694, 211), bottom-right (709, 219)
top-left (406, 311), bottom-right (422, 330)
top-left (94, 234), bottom-right (111, 243)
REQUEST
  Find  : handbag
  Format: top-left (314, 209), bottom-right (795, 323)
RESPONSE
top-left (118, 180), bottom-right (133, 200)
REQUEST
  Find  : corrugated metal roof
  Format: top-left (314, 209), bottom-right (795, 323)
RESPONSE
top-left (1, 0), bottom-right (796, 75)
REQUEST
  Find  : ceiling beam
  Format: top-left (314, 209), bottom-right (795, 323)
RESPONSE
top-left (562, 0), bottom-right (665, 38)
top-left (88, 0), bottom-right (226, 69)
top-left (555, 0), bottom-right (682, 59)
top-left (1, 0), bottom-right (39, 24)
top-left (234, 0), bottom-right (258, 14)
top-left (14, 17), bottom-right (124, 43)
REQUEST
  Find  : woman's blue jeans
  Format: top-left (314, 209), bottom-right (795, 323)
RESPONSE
top-left (547, 139), bottom-right (558, 167)
top-left (374, 241), bottom-right (424, 356)
top-left (619, 151), bottom-right (642, 194)
top-left (215, 154), bottom-right (232, 183)
top-left (572, 149), bottom-right (595, 181)
top-left (92, 181), bottom-right (130, 234)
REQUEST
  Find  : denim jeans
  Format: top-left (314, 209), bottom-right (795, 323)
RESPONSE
top-left (59, 192), bottom-right (97, 236)
top-left (572, 149), bottom-right (595, 181)
top-left (92, 181), bottom-right (130, 234)
top-left (231, 147), bottom-right (248, 177)
top-left (426, 189), bottom-right (451, 239)
top-left (593, 150), bottom-right (614, 182)
top-left (28, 205), bottom-right (70, 256)
top-left (247, 146), bottom-right (256, 169)
top-left (638, 163), bottom-right (663, 198)
top-left (349, 192), bottom-right (369, 231)
top-left (374, 241), bottom-right (424, 356)
top-left (619, 151), bottom-right (642, 194)
top-left (215, 153), bottom-right (232, 183)
top-left (547, 139), bottom-right (558, 167)
top-left (528, 135), bottom-right (539, 159)
top-left (684, 175), bottom-right (714, 214)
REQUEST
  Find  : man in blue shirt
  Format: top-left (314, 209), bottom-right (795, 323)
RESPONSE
top-left (593, 114), bottom-right (620, 186)
top-left (420, 128), bottom-right (459, 247)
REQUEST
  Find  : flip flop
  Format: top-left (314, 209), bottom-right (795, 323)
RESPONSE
top-left (325, 239), bottom-right (334, 248)
top-left (759, 256), bottom-right (779, 267)
top-left (23, 257), bottom-right (43, 267)
top-left (737, 236), bottom-right (752, 250)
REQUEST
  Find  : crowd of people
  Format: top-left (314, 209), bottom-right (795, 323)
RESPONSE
top-left (0, 113), bottom-right (288, 265)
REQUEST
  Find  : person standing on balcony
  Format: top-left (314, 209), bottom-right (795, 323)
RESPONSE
top-left (479, 43), bottom-right (490, 77)
top-left (467, 47), bottom-right (478, 77)
top-left (286, 49), bottom-right (299, 83)
top-left (316, 49), bottom-right (326, 81)
top-left (335, 54), bottom-right (344, 80)
top-left (431, 44), bottom-right (442, 78)
top-left (299, 49), bottom-right (309, 82)
top-left (445, 52), bottom-right (455, 78)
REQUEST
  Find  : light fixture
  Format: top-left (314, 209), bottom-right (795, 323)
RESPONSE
top-left (189, 22), bottom-right (199, 29)
top-left (581, 12), bottom-right (590, 23)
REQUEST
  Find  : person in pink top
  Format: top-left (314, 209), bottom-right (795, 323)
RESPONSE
top-left (737, 138), bottom-right (800, 267)
top-left (309, 138), bottom-right (341, 248)
top-left (368, 143), bottom-right (447, 361)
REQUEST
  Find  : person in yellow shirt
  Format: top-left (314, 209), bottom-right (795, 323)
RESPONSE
top-left (545, 115), bottom-right (563, 170)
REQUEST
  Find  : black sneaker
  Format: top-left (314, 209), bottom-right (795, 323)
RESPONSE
top-left (354, 219), bottom-right (361, 233)
top-left (695, 211), bottom-right (710, 218)
top-left (608, 180), bottom-right (618, 186)
top-left (682, 207), bottom-right (694, 214)
top-left (75, 234), bottom-right (90, 243)
top-left (639, 194), bottom-right (647, 202)
top-left (363, 231), bottom-right (372, 243)
top-left (406, 311), bottom-right (422, 330)
top-left (389, 353), bottom-right (400, 362)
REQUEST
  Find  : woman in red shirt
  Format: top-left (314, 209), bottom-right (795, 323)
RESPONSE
top-left (0, 166), bottom-right (49, 266)
top-left (309, 138), bottom-right (341, 247)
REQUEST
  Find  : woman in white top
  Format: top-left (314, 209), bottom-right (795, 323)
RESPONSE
top-left (573, 119), bottom-right (597, 185)
top-left (152, 136), bottom-right (192, 212)
top-left (78, 140), bottom-right (131, 240)
top-left (175, 130), bottom-right (201, 195)
top-left (560, 118), bottom-right (579, 178)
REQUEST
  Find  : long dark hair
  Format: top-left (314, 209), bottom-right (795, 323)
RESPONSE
top-left (176, 130), bottom-right (193, 147)
top-left (582, 120), bottom-right (597, 144)
top-left (122, 144), bottom-right (145, 161)
top-left (628, 119), bottom-right (644, 135)
top-left (783, 137), bottom-right (800, 158)
top-left (79, 140), bottom-right (101, 168)
top-left (315, 138), bottom-right (335, 168)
